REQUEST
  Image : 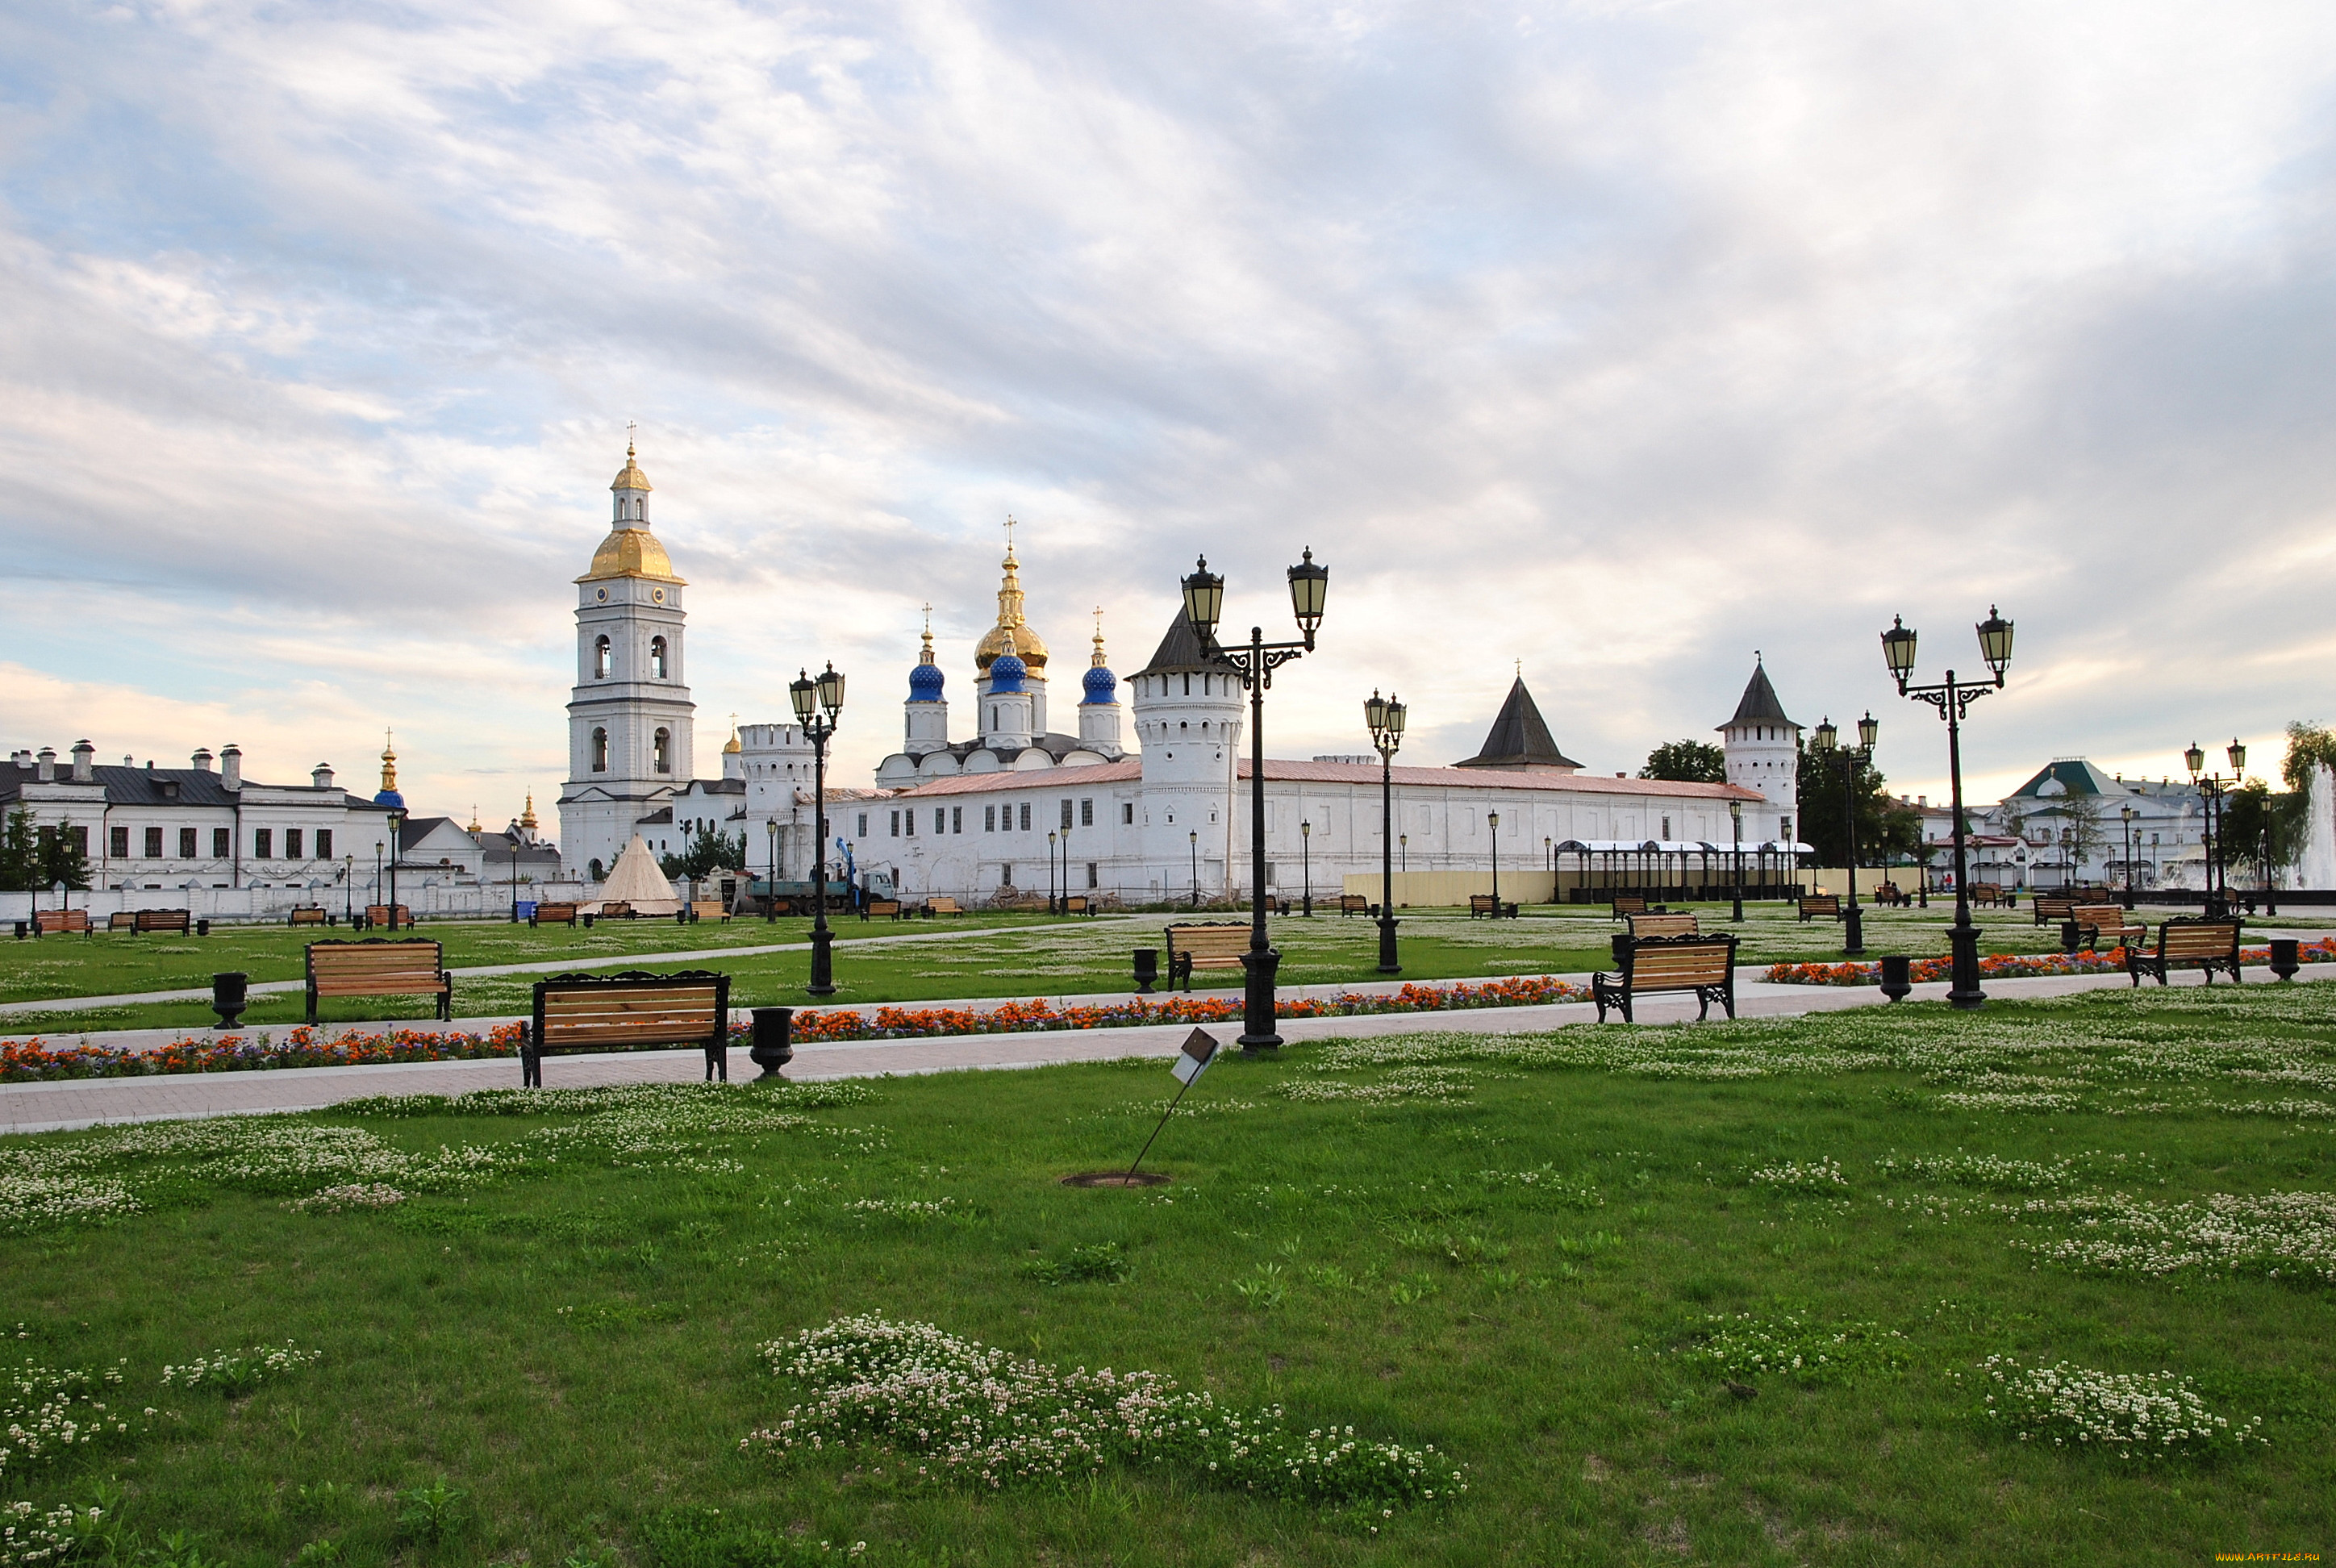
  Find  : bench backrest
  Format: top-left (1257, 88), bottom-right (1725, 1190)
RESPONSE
top-left (365, 905), bottom-right (413, 924)
top-left (1800, 895), bottom-right (1840, 912)
top-left (2071, 904), bottom-right (2131, 928)
top-left (1971, 882), bottom-right (2000, 899)
top-left (689, 901), bottom-right (726, 919)
top-left (1622, 936), bottom-right (1737, 987)
top-left (928, 897), bottom-right (964, 914)
top-left (1341, 894), bottom-right (1370, 910)
top-left (536, 902), bottom-right (578, 922)
top-left (1630, 913), bottom-right (1699, 939)
top-left (136, 909), bottom-right (190, 932)
top-left (867, 899), bottom-right (901, 915)
top-left (1610, 896), bottom-right (1648, 915)
top-left (599, 901), bottom-right (632, 917)
top-left (289, 907), bottom-right (327, 924)
top-left (34, 909), bottom-right (88, 933)
top-left (1166, 923), bottom-right (1251, 958)
top-left (2033, 897), bottom-right (2076, 917)
top-left (532, 971), bottom-right (728, 1049)
top-left (1064, 896), bottom-right (1088, 912)
top-left (2156, 920), bottom-right (2240, 959)
top-left (107, 911), bottom-right (140, 932)
top-left (308, 940), bottom-right (445, 982)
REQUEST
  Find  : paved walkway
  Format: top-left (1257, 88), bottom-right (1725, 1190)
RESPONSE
top-left (5, 965), bottom-right (2325, 1135)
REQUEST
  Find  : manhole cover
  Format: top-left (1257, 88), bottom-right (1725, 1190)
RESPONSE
top-left (1059, 1171), bottom-right (1171, 1188)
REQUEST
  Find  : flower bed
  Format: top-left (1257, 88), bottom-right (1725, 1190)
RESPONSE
top-left (1764, 938), bottom-right (2336, 987)
top-left (0, 977), bottom-right (1591, 1082)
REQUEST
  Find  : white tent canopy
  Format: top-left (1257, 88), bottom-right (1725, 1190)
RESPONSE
top-left (592, 834), bottom-right (683, 915)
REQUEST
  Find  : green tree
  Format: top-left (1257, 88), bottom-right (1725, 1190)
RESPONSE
top-left (37, 824), bottom-right (90, 890)
top-left (1639, 740), bottom-right (1725, 783)
top-left (2284, 721), bottom-right (2336, 792)
top-left (661, 825), bottom-right (749, 882)
top-left (2222, 780), bottom-right (2307, 886)
top-left (0, 808), bottom-right (41, 892)
top-left (1796, 746), bottom-right (1921, 870)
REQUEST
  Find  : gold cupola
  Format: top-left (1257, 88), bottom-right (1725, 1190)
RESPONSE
top-left (578, 437), bottom-right (686, 585)
top-left (972, 518), bottom-right (1049, 672)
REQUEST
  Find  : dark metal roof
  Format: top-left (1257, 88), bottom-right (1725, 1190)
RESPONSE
top-left (1454, 678), bottom-right (1582, 770)
top-left (1133, 612), bottom-right (1214, 678)
top-left (0, 762), bottom-right (367, 810)
top-left (1720, 663), bottom-right (1794, 729)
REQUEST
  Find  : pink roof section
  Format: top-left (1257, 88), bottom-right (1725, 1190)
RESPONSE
top-left (886, 758), bottom-right (1759, 802)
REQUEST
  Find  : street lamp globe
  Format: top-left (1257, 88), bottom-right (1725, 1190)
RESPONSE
top-left (1857, 711), bottom-right (1879, 753)
top-left (2227, 738), bottom-right (2246, 775)
top-left (1286, 548), bottom-right (1329, 645)
top-left (1813, 717), bottom-right (1838, 752)
top-left (789, 669), bottom-right (818, 724)
top-left (1365, 690), bottom-right (1388, 733)
top-left (1180, 557), bottom-right (1224, 639)
top-left (2184, 741), bottom-right (2205, 778)
top-left (1880, 616), bottom-right (1918, 686)
top-left (1386, 695), bottom-right (1406, 736)
top-left (1976, 606), bottom-right (2015, 682)
top-left (816, 661), bottom-right (846, 717)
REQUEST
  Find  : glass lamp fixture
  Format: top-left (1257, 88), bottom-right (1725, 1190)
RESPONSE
top-left (1286, 548), bottom-right (1329, 645)
top-left (1180, 557), bottom-right (1224, 638)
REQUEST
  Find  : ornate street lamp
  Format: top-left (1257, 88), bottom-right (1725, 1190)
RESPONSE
top-left (509, 840), bottom-right (521, 924)
top-left (342, 853), bottom-right (354, 924)
top-left (1729, 797), bottom-right (1744, 922)
top-left (1047, 830), bottom-right (1060, 915)
top-left (790, 663), bottom-right (845, 995)
top-left (2184, 738), bottom-right (2246, 919)
top-left (1487, 810), bottom-right (1501, 911)
top-left (1298, 819), bottom-right (1312, 916)
top-left (1366, 690), bottom-right (1406, 973)
top-left (1881, 607), bottom-right (2015, 1008)
top-left (1179, 548), bottom-right (1329, 1050)
top-left (765, 819), bottom-right (779, 922)
top-left (1189, 830), bottom-right (1199, 907)
top-left (386, 809), bottom-right (405, 928)
top-left (1812, 714), bottom-right (1875, 956)
top-left (372, 840), bottom-right (383, 927)
top-left (2120, 805), bottom-right (2138, 911)
top-left (1400, 833), bottom-right (1408, 874)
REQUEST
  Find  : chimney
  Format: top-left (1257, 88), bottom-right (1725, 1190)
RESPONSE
top-left (192, 749), bottom-right (215, 772)
top-left (312, 762), bottom-right (335, 790)
top-left (35, 748), bottom-right (55, 782)
top-left (220, 744), bottom-right (243, 791)
top-left (71, 741), bottom-right (93, 783)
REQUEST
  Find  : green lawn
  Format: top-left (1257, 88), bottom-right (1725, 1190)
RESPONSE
top-left (3, 983), bottom-right (2333, 1564)
top-left (12, 902), bottom-right (2293, 1036)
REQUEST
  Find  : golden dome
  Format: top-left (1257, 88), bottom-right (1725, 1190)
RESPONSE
top-left (972, 525), bottom-right (1049, 671)
top-left (577, 527), bottom-right (686, 584)
top-left (721, 726), bottom-right (742, 755)
top-left (611, 442), bottom-right (653, 493)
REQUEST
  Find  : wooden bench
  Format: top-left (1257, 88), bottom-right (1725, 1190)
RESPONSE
top-left (364, 904), bottom-right (414, 930)
top-left (1165, 922), bottom-right (1251, 989)
top-left (287, 907), bottom-right (329, 928)
top-left (1796, 895), bottom-right (1841, 922)
top-left (306, 939), bottom-right (451, 1024)
top-left (134, 909), bottom-right (191, 935)
top-left (1969, 882), bottom-right (2014, 909)
top-left (531, 901), bottom-right (579, 927)
top-left (1629, 912), bottom-right (1700, 940)
top-left (1338, 894), bottom-right (1372, 917)
top-left (1468, 894), bottom-right (1520, 920)
top-left (1872, 882), bottom-right (1909, 907)
top-left (1592, 934), bottom-right (1739, 1024)
top-left (598, 901), bottom-right (633, 920)
top-left (522, 970), bottom-right (731, 1087)
top-left (2068, 903), bottom-right (2146, 952)
top-left (2030, 895), bottom-right (2079, 927)
top-left (2125, 919), bottom-right (2243, 987)
top-left (1609, 895), bottom-right (1650, 920)
top-left (32, 909), bottom-right (90, 935)
top-left (1062, 895), bottom-right (1095, 916)
top-left (924, 896), bottom-right (966, 917)
top-left (689, 900), bottom-right (729, 923)
top-left (861, 899), bottom-right (903, 921)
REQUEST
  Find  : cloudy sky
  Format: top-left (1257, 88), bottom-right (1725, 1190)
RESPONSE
top-left (6, 0), bottom-right (2334, 826)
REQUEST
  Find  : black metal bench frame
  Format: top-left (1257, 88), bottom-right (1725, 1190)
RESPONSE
top-left (521, 970), bottom-right (732, 1087)
top-left (1591, 932), bottom-right (1739, 1024)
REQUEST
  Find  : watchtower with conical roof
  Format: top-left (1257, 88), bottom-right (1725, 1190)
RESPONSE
top-left (1717, 658), bottom-right (1798, 842)
top-left (1128, 611), bottom-right (1242, 893)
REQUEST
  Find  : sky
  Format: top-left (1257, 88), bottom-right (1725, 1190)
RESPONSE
top-left (6, 0), bottom-right (2335, 830)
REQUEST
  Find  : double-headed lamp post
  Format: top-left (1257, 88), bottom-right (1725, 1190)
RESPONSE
top-left (2184, 738), bottom-right (2246, 920)
top-left (1365, 690), bottom-right (1407, 974)
top-left (1811, 711), bottom-right (1878, 957)
top-left (1180, 548), bottom-right (1329, 1051)
top-left (789, 662), bottom-right (845, 996)
top-left (1729, 797), bottom-right (1744, 922)
top-left (2120, 805), bottom-right (2138, 910)
top-left (1882, 607), bottom-right (2015, 1009)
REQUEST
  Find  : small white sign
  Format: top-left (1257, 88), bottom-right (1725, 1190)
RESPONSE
top-left (1171, 1027), bottom-right (1219, 1086)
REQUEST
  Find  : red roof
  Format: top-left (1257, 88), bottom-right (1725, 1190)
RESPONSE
top-left (886, 758), bottom-right (1758, 801)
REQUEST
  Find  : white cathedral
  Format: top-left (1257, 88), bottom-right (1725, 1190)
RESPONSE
top-left (557, 444), bottom-right (1802, 901)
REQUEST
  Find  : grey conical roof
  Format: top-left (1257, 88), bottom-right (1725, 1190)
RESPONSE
top-left (1134, 611), bottom-right (1214, 677)
top-left (1455, 678), bottom-right (1583, 769)
top-left (1720, 663), bottom-right (1794, 729)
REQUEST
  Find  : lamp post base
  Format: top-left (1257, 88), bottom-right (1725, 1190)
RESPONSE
top-left (1946, 922), bottom-right (1985, 1009)
top-left (807, 926), bottom-right (836, 997)
top-left (1237, 946), bottom-right (1283, 1051)
top-left (1843, 904), bottom-right (1865, 957)
top-left (1375, 915), bottom-right (1401, 974)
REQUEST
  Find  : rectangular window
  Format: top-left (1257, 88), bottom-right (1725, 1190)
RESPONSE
top-left (1087, 861), bottom-right (1098, 889)
top-left (1019, 802), bottom-right (1032, 832)
top-left (317, 829), bottom-right (332, 860)
top-left (1061, 799), bottom-right (1074, 830)
top-left (1122, 803), bottom-right (1134, 825)
top-left (1660, 816), bottom-right (1671, 840)
top-left (111, 825), bottom-right (129, 859)
top-left (857, 813), bottom-right (869, 837)
top-left (1001, 864), bottom-right (1014, 886)
top-left (66, 826), bottom-right (86, 858)
top-left (1080, 799), bottom-right (1094, 827)
top-left (212, 828), bottom-right (231, 858)
top-left (144, 826), bottom-right (163, 858)
top-left (934, 809), bottom-right (945, 835)
top-left (985, 806), bottom-right (996, 832)
top-left (287, 828), bottom-right (304, 858)
top-left (952, 807), bottom-right (962, 834)
top-left (890, 811), bottom-right (900, 838)
top-left (905, 809), bottom-right (916, 836)
top-left (178, 828), bottom-right (198, 857)
top-left (254, 828), bottom-right (273, 858)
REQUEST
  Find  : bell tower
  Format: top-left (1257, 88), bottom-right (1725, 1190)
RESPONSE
top-left (558, 436), bottom-right (697, 879)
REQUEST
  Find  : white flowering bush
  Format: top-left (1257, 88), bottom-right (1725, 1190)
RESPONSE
top-left (0, 1170), bottom-right (141, 1234)
top-left (2009, 1190), bottom-right (2336, 1282)
top-left (0, 1361), bottom-right (135, 1482)
top-left (0, 1499), bottom-right (92, 1566)
top-left (1748, 1158), bottom-right (1849, 1191)
top-left (1284, 1066), bottom-right (1477, 1105)
top-left (160, 1341), bottom-right (320, 1394)
top-left (1976, 1357), bottom-right (2266, 1456)
top-left (745, 1315), bottom-right (1462, 1507)
top-left (843, 1197), bottom-right (957, 1223)
top-left (1873, 1153), bottom-right (2075, 1191)
top-left (1668, 1314), bottom-right (1907, 1384)
top-left (286, 1184), bottom-right (407, 1212)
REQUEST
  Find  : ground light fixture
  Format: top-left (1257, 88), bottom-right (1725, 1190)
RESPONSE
top-left (1366, 690), bottom-right (1406, 973)
top-left (1178, 548), bottom-right (1329, 1049)
top-left (1882, 607), bottom-right (2015, 1008)
top-left (790, 663), bottom-right (845, 995)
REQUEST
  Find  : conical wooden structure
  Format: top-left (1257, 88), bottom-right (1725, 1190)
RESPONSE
top-left (594, 832), bottom-right (682, 914)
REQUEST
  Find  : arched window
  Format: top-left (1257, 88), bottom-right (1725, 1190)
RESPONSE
top-left (653, 728), bottom-right (671, 774)
top-left (591, 728), bottom-right (609, 772)
top-left (594, 636), bottom-right (611, 679)
top-left (650, 636), bottom-right (668, 679)
top-left (588, 858), bottom-right (604, 881)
